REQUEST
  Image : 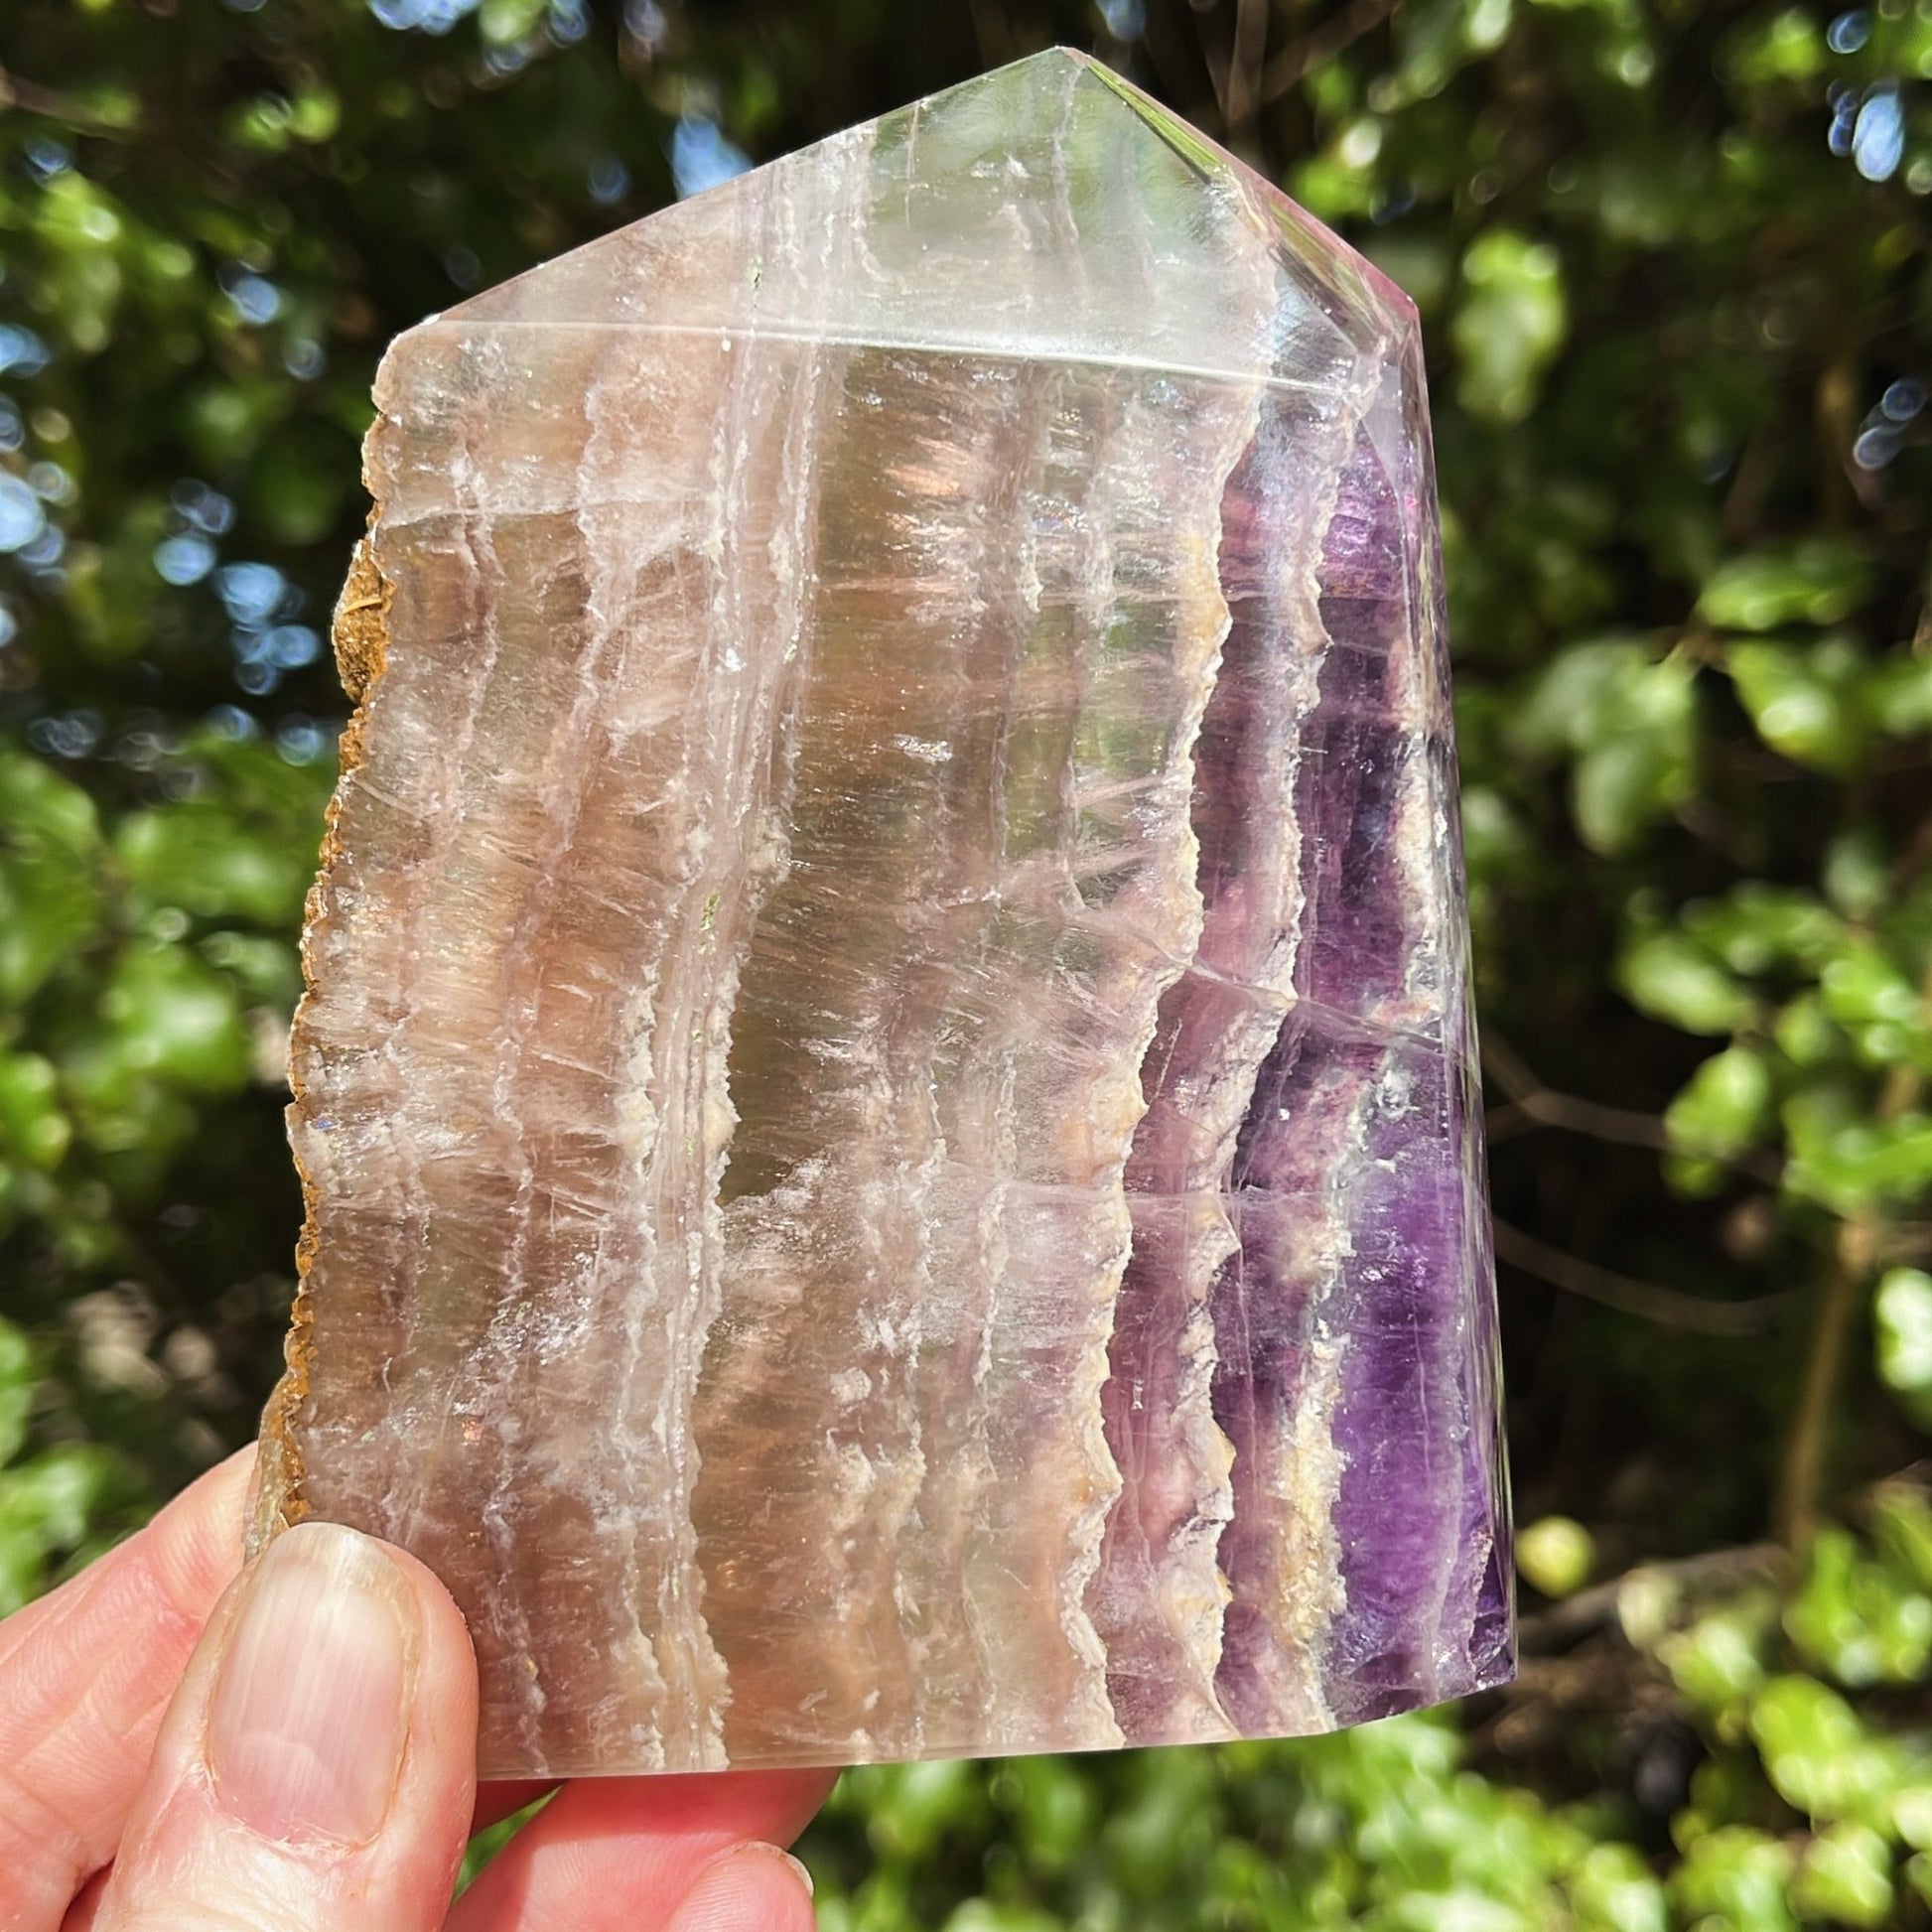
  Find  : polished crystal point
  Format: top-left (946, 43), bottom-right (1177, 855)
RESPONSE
top-left (251, 47), bottom-right (1512, 1778)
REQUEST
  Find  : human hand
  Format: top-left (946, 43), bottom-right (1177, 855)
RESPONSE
top-left (0, 1450), bottom-right (833, 1932)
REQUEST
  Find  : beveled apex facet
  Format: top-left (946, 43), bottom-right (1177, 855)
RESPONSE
top-left (251, 46), bottom-right (1512, 1779)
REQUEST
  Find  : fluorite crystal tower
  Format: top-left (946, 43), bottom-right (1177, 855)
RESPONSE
top-left (252, 48), bottom-right (1511, 1777)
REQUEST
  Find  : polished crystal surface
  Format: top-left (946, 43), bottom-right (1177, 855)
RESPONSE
top-left (250, 48), bottom-right (1512, 1778)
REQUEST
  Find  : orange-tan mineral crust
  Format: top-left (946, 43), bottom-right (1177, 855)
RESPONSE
top-left (250, 535), bottom-right (394, 1554)
top-left (250, 48), bottom-right (1512, 1779)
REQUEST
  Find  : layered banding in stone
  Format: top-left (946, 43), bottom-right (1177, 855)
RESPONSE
top-left (251, 48), bottom-right (1511, 1778)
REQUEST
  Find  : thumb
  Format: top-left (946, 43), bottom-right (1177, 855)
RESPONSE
top-left (90, 1519), bottom-right (480, 1932)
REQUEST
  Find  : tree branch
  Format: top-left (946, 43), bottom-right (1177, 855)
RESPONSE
top-left (1775, 1225), bottom-right (1872, 1546)
top-left (1518, 1543), bottom-right (1785, 1654)
top-left (1492, 1218), bottom-right (1795, 1336)
top-left (1141, 0), bottom-right (1221, 132)
top-left (1487, 1087), bottom-right (1672, 1153)
top-left (1224, 0), bottom-right (1271, 129)
top-left (1255, 0), bottom-right (1395, 109)
top-left (1483, 1035), bottom-right (1783, 1183)
top-left (1776, 953), bottom-right (1932, 1544)
top-left (1191, 0), bottom-right (1232, 119)
top-left (0, 67), bottom-right (127, 133)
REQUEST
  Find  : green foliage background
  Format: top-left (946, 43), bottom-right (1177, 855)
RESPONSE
top-left (1, 0), bottom-right (1930, 1924)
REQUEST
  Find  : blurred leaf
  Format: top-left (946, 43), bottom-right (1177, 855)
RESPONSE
top-left (1791, 1823), bottom-right (1893, 1928)
top-left (1727, 637), bottom-right (1871, 774)
top-left (1867, 655), bottom-right (1932, 739)
top-left (0, 1443), bottom-right (124, 1613)
top-left (1516, 1515), bottom-right (1594, 1597)
top-left (1750, 1675), bottom-right (1902, 1821)
top-left (1688, 887), bottom-right (1845, 978)
top-left (99, 943), bottom-right (252, 1094)
top-left (1660, 1605), bottom-right (1772, 1720)
top-left (1666, 1045), bottom-right (1773, 1161)
top-left (1786, 1528), bottom-right (1932, 1689)
top-left (1783, 1094), bottom-right (1932, 1214)
top-left (116, 806), bottom-right (311, 927)
top-left (1515, 640), bottom-right (1696, 853)
top-left (1567, 1844), bottom-right (1668, 1932)
top-left (1451, 230), bottom-right (1567, 425)
top-left (0, 1052), bottom-right (72, 1172)
top-left (1670, 1826), bottom-right (1796, 1932)
top-left (0, 759), bottom-right (106, 1005)
top-left (0, 1318), bottom-right (34, 1468)
top-left (1875, 1270), bottom-right (1932, 1431)
top-left (1619, 930), bottom-right (1753, 1035)
top-left (1699, 544), bottom-right (1876, 631)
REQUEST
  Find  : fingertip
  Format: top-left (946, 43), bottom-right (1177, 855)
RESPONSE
top-left (446, 1766), bottom-right (836, 1931)
top-left (358, 1531), bottom-right (482, 1761)
top-left (0, 1449), bottom-right (264, 1930)
top-left (89, 1520), bottom-right (482, 1932)
top-left (494, 1764), bottom-right (834, 1856)
top-left (665, 1844), bottom-right (818, 1932)
top-left (130, 1446), bottom-right (256, 1633)
top-left (60, 1865), bottom-right (109, 1932)
top-left (172, 1443), bottom-right (257, 1526)
top-left (233, 1522), bottom-right (482, 1848)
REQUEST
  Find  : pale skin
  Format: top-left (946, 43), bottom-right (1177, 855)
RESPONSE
top-left (0, 1450), bottom-right (835, 1932)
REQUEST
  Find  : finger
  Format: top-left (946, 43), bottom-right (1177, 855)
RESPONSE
top-left (0, 1449), bottom-right (253, 1932)
top-left (91, 1520), bottom-right (479, 1932)
top-left (663, 1844), bottom-right (816, 1932)
top-left (60, 1763), bottom-right (564, 1920)
top-left (59, 1867), bottom-right (109, 1932)
top-left (449, 1767), bottom-right (834, 1932)
top-left (62, 1675), bottom-right (576, 1923)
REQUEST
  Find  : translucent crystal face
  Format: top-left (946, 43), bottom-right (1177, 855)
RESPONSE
top-left (252, 47), bottom-right (1511, 1778)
